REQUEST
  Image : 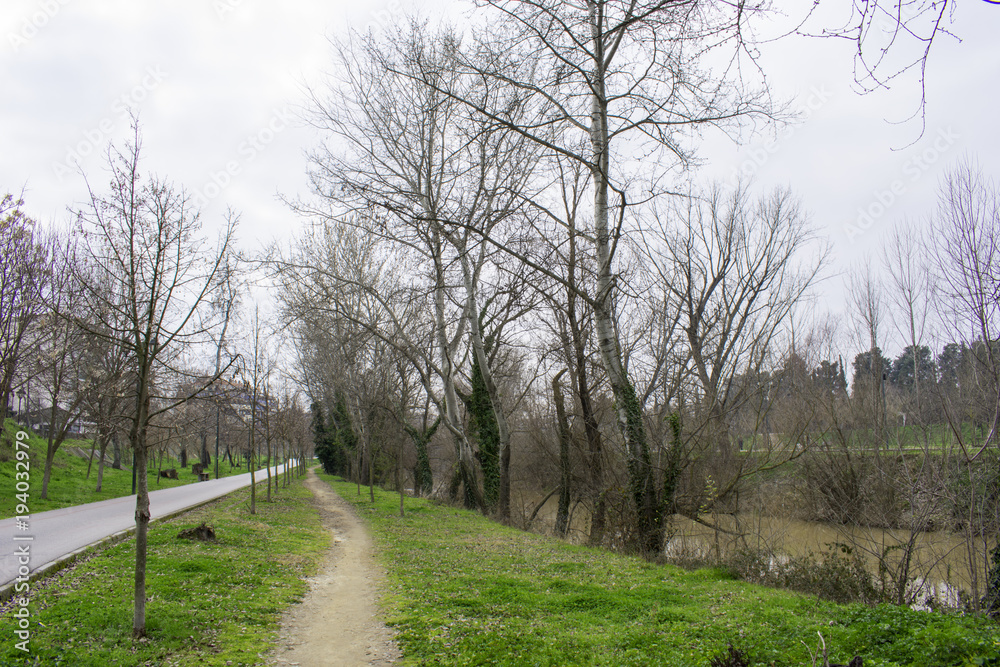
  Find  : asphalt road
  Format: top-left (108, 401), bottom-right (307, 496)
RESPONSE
top-left (0, 461), bottom-right (296, 588)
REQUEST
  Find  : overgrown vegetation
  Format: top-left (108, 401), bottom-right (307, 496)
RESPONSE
top-left (0, 475), bottom-right (325, 666)
top-left (322, 474), bottom-right (1000, 667)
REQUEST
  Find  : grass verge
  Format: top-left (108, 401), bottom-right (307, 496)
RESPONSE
top-left (0, 473), bottom-right (326, 666)
top-left (0, 419), bottom-right (261, 519)
top-left (320, 474), bottom-right (1000, 667)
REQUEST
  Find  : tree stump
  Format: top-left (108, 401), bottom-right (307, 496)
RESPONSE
top-left (177, 522), bottom-right (216, 541)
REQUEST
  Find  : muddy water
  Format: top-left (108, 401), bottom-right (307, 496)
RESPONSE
top-left (666, 514), bottom-right (987, 603)
top-left (524, 493), bottom-right (991, 607)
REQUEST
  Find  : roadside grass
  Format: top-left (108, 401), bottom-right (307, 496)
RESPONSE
top-left (0, 420), bottom-right (258, 519)
top-left (320, 474), bottom-right (1000, 667)
top-left (0, 472), bottom-right (325, 666)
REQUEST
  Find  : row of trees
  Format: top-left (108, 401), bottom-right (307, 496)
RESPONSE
top-left (279, 3), bottom-right (997, 612)
top-left (275, 2), bottom-right (885, 549)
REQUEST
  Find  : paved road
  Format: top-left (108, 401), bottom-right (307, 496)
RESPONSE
top-left (0, 461), bottom-right (296, 588)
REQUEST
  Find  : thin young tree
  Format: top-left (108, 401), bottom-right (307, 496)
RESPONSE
top-left (928, 160), bottom-right (1000, 613)
top-left (74, 121), bottom-right (237, 638)
top-left (883, 222), bottom-right (934, 431)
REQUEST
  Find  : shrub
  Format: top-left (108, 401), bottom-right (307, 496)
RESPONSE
top-left (726, 543), bottom-right (883, 605)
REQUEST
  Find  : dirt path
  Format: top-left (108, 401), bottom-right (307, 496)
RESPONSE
top-left (271, 470), bottom-right (400, 667)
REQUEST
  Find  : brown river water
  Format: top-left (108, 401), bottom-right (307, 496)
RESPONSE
top-left (523, 493), bottom-right (992, 609)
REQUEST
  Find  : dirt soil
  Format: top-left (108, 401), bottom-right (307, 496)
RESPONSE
top-left (271, 470), bottom-right (401, 666)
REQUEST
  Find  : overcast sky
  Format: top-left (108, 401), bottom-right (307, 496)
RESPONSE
top-left (2, 0), bottom-right (997, 352)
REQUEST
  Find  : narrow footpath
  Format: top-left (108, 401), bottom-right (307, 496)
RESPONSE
top-left (271, 469), bottom-right (400, 667)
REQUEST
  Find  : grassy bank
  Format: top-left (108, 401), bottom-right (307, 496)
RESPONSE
top-left (0, 420), bottom-right (257, 518)
top-left (321, 474), bottom-right (1000, 667)
top-left (0, 473), bottom-right (325, 666)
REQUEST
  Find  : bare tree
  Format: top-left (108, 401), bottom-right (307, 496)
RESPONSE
top-left (237, 305), bottom-right (270, 515)
top-left (419, 0), bottom-right (780, 553)
top-left (931, 160), bottom-right (1000, 452)
top-left (926, 159), bottom-right (1000, 613)
top-left (295, 22), bottom-right (539, 514)
top-left (0, 193), bottom-right (46, 428)
top-left (848, 263), bottom-right (890, 448)
top-left (74, 121), bottom-right (237, 637)
top-left (883, 222), bottom-right (934, 430)
top-left (35, 232), bottom-right (91, 499)
top-left (646, 185), bottom-right (826, 514)
top-left (208, 255), bottom-right (240, 476)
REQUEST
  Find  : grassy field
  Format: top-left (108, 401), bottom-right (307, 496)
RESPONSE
top-left (0, 472), bottom-right (325, 666)
top-left (0, 420), bottom-right (269, 519)
top-left (321, 474), bottom-right (1000, 667)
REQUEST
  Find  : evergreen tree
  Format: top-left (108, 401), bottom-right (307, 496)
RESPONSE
top-left (852, 347), bottom-right (893, 396)
top-left (812, 359), bottom-right (848, 397)
top-left (328, 394), bottom-right (357, 479)
top-left (311, 402), bottom-right (336, 476)
top-left (889, 345), bottom-right (935, 392)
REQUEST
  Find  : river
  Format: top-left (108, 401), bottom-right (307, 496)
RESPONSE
top-left (524, 493), bottom-right (992, 609)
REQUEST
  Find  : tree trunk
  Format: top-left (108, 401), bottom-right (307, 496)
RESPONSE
top-left (250, 393), bottom-right (257, 515)
top-left (430, 223), bottom-right (482, 511)
top-left (588, 6), bottom-right (659, 554)
top-left (265, 424), bottom-right (272, 503)
top-left (95, 436), bottom-right (108, 492)
top-left (40, 402), bottom-right (60, 500)
top-left (397, 433), bottom-right (405, 517)
top-left (112, 434), bottom-right (122, 470)
top-left (200, 431), bottom-right (211, 467)
top-left (553, 370), bottom-right (572, 537)
top-left (132, 382), bottom-right (151, 638)
top-left (86, 436), bottom-right (97, 479)
top-left (565, 214), bottom-right (606, 545)
top-left (461, 250), bottom-right (512, 519)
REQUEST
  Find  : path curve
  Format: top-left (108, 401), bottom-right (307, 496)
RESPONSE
top-left (271, 470), bottom-right (400, 667)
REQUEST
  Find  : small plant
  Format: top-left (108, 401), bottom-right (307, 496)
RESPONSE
top-left (804, 632), bottom-right (863, 667)
top-left (709, 644), bottom-right (751, 667)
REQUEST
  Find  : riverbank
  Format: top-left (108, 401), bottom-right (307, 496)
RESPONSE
top-left (325, 474), bottom-right (1000, 667)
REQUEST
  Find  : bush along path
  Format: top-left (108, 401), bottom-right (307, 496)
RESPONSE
top-left (322, 474), bottom-right (1000, 667)
top-left (271, 468), bottom-right (400, 666)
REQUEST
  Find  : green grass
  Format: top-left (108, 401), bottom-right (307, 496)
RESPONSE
top-left (320, 474), bottom-right (1000, 667)
top-left (0, 471), bottom-right (325, 666)
top-left (0, 420), bottom-right (264, 519)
